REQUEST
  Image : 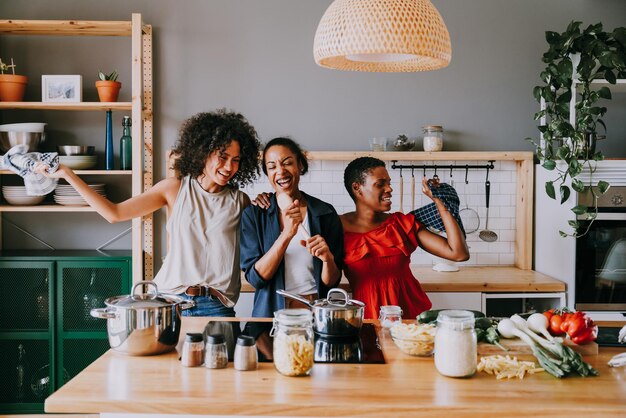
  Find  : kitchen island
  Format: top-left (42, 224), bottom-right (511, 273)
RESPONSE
top-left (45, 318), bottom-right (626, 417)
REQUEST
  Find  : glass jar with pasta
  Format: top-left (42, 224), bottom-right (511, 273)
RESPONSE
top-left (271, 308), bottom-right (314, 377)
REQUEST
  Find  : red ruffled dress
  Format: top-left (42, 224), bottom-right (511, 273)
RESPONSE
top-left (343, 212), bottom-right (432, 320)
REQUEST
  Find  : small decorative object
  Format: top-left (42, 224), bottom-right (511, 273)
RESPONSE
top-left (422, 125), bottom-right (444, 152)
top-left (0, 58), bottom-right (28, 102)
top-left (41, 75), bottom-right (82, 102)
top-left (105, 110), bottom-right (114, 170)
top-left (369, 137), bottom-right (387, 152)
top-left (95, 70), bottom-right (121, 102)
top-left (119, 116), bottom-right (132, 170)
top-left (389, 134), bottom-right (414, 151)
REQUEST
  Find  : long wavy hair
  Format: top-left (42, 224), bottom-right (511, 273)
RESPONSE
top-left (170, 109), bottom-right (261, 187)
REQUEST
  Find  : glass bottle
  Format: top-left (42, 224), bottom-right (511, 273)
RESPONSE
top-left (120, 116), bottom-right (132, 170)
top-left (379, 305), bottom-right (403, 329)
top-left (434, 310), bottom-right (477, 377)
top-left (105, 110), bottom-right (114, 170)
top-left (422, 125), bottom-right (444, 152)
top-left (205, 334), bottom-right (228, 369)
top-left (15, 344), bottom-right (27, 401)
top-left (270, 308), bottom-right (314, 376)
top-left (34, 273), bottom-right (49, 327)
top-left (181, 333), bottom-right (205, 367)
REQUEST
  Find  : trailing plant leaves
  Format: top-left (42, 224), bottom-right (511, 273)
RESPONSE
top-left (605, 69), bottom-right (616, 84)
top-left (559, 231), bottom-right (568, 237)
top-left (568, 220), bottom-right (579, 228)
top-left (572, 179), bottom-right (586, 193)
top-left (598, 180), bottom-right (610, 194)
top-left (533, 86), bottom-right (543, 101)
top-left (546, 181), bottom-right (556, 200)
top-left (571, 205), bottom-right (588, 215)
top-left (560, 185), bottom-right (571, 204)
top-left (546, 31), bottom-right (561, 45)
top-left (542, 160), bottom-right (556, 170)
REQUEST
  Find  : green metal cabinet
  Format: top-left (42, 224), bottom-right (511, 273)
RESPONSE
top-left (0, 250), bottom-right (131, 414)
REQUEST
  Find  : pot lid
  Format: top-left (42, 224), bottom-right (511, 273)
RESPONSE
top-left (314, 288), bottom-right (365, 310)
top-left (106, 281), bottom-right (183, 309)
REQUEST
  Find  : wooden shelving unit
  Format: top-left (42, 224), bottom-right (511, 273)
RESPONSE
top-left (0, 14), bottom-right (153, 282)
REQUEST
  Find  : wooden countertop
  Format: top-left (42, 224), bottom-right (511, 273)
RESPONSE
top-left (241, 266), bottom-right (566, 293)
top-left (45, 318), bottom-right (625, 417)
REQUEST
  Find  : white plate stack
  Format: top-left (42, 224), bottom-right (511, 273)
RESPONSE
top-left (54, 184), bottom-right (106, 206)
top-left (2, 186), bottom-right (46, 205)
top-left (58, 155), bottom-right (98, 170)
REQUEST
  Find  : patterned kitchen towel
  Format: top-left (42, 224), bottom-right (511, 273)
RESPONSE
top-left (410, 181), bottom-right (466, 237)
top-left (0, 144), bottom-right (59, 196)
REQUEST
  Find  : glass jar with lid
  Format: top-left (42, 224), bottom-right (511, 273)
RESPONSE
top-left (434, 310), bottom-right (477, 377)
top-left (270, 308), bottom-right (314, 377)
top-left (205, 333), bottom-right (228, 369)
top-left (379, 305), bottom-right (403, 329)
top-left (422, 125), bottom-right (444, 152)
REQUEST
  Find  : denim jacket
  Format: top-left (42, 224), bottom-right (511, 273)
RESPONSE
top-left (240, 192), bottom-right (344, 318)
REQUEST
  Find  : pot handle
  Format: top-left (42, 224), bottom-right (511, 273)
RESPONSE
top-left (131, 280), bottom-right (159, 300)
top-left (276, 289), bottom-right (314, 308)
top-left (90, 307), bottom-right (116, 319)
top-left (180, 300), bottom-right (196, 310)
top-left (327, 288), bottom-right (349, 306)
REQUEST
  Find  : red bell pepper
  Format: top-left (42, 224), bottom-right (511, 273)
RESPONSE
top-left (559, 310), bottom-right (598, 345)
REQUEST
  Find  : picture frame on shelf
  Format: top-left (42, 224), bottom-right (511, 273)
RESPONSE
top-left (41, 75), bottom-right (82, 102)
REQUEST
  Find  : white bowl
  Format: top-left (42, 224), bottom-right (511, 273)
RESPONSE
top-left (0, 123), bottom-right (47, 132)
top-left (4, 195), bottom-right (45, 206)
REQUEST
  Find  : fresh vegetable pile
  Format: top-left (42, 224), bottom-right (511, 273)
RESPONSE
top-left (543, 308), bottom-right (598, 345)
top-left (497, 314), bottom-right (598, 378)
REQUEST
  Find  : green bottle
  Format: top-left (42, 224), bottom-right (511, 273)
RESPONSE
top-left (120, 116), bottom-right (132, 170)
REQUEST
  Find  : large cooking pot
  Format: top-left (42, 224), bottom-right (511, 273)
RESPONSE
top-left (91, 281), bottom-right (195, 356)
top-left (277, 288), bottom-right (365, 337)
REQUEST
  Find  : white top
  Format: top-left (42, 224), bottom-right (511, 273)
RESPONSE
top-left (283, 214), bottom-right (316, 295)
top-left (154, 176), bottom-right (246, 303)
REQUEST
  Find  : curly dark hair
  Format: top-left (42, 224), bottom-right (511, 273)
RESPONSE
top-left (170, 109), bottom-right (261, 187)
top-left (344, 157), bottom-right (386, 201)
top-left (261, 137), bottom-right (309, 176)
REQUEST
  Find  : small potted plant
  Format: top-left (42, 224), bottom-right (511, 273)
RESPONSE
top-left (95, 70), bottom-right (121, 102)
top-left (0, 58), bottom-right (28, 102)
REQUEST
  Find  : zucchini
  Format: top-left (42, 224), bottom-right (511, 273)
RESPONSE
top-left (417, 309), bottom-right (486, 324)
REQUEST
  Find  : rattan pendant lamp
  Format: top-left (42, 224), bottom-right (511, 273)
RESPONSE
top-left (313, 0), bottom-right (451, 72)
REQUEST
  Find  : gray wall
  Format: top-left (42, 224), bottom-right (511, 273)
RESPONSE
top-left (2, 0), bottom-right (626, 258)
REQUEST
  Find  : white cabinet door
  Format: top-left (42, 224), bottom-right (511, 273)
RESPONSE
top-left (426, 292), bottom-right (482, 311)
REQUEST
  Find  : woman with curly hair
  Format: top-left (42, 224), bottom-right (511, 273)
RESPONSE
top-left (36, 109), bottom-right (261, 317)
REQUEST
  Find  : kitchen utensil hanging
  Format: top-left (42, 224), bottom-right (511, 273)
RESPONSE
top-left (479, 169), bottom-right (498, 242)
top-left (410, 168), bottom-right (416, 212)
top-left (458, 166), bottom-right (480, 234)
top-left (399, 168), bottom-right (404, 212)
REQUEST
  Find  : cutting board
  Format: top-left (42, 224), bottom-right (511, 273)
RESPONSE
top-left (478, 338), bottom-right (599, 356)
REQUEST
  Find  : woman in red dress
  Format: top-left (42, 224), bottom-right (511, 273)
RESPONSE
top-left (341, 157), bottom-right (469, 319)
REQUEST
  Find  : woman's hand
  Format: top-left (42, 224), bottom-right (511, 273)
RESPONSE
top-left (421, 176), bottom-right (439, 201)
top-left (34, 162), bottom-right (72, 179)
top-left (251, 192), bottom-right (272, 209)
top-left (302, 235), bottom-right (334, 263)
top-left (280, 199), bottom-right (303, 238)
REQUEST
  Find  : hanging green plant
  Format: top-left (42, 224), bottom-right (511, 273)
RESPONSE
top-left (527, 21), bottom-right (626, 237)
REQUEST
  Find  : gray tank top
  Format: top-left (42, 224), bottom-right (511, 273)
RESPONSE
top-left (154, 176), bottom-right (245, 303)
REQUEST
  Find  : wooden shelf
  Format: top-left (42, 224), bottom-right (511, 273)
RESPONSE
top-left (0, 19), bottom-right (132, 36)
top-left (305, 151), bottom-right (533, 161)
top-left (1, 170), bottom-right (133, 175)
top-left (0, 204), bottom-right (96, 212)
top-left (581, 79), bottom-right (626, 93)
top-left (0, 102), bottom-right (132, 111)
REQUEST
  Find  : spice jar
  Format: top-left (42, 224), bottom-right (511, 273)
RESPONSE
top-left (234, 335), bottom-right (258, 371)
top-left (434, 310), bottom-right (477, 377)
top-left (422, 125), bottom-right (444, 152)
top-left (271, 308), bottom-right (314, 377)
top-left (205, 334), bottom-right (228, 369)
top-left (379, 305), bottom-right (403, 329)
top-left (181, 333), bottom-right (205, 367)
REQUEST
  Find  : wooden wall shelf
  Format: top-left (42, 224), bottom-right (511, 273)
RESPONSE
top-left (305, 151), bottom-right (533, 161)
top-left (0, 102), bottom-right (132, 111)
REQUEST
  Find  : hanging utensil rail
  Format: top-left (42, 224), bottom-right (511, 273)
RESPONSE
top-left (390, 160), bottom-right (495, 177)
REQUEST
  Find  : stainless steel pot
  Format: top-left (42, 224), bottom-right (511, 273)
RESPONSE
top-left (277, 288), bottom-right (365, 337)
top-left (91, 281), bottom-right (195, 356)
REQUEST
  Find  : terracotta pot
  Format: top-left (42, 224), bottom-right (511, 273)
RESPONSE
top-left (95, 80), bottom-right (122, 102)
top-left (0, 74), bottom-right (28, 102)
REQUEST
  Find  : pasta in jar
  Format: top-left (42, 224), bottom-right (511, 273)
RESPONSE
top-left (271, 308), bottom-right (314, 377)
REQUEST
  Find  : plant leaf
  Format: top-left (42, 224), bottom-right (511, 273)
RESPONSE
top-left (571, 179), bottom-right (586, 192)
top-left (597, 86), bottom-right (612, 99)
top-left (559, 231), bottom-right (568, 237)
top-left (605, 69), bottom-right (616, 84)
top-left (598, 180), bottom-right (610, 194)
top-left (542, 160), bottom-right (556, 170)
top-left (560, 185), bottom-right (571, 204)
top-left (545, 181), bottom-right (556, 200)
top-left (571, 205), bottom-right (588, 215)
